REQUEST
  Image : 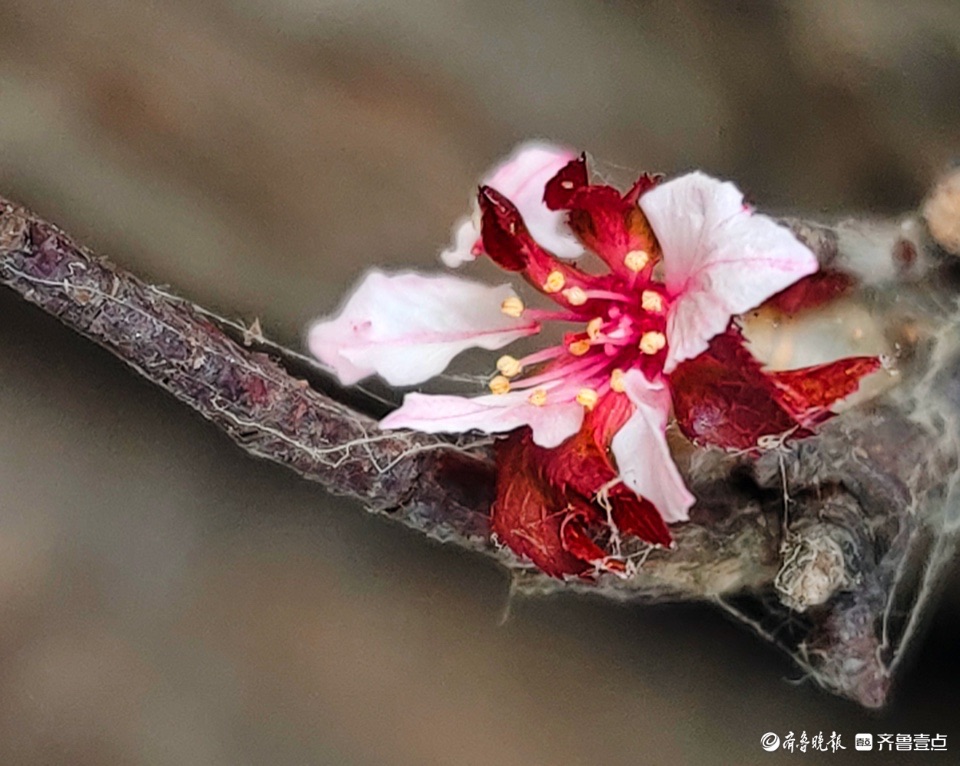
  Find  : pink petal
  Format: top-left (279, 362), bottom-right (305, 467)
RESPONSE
top-left (381, 391), bottom-right (584, 448)
top-left (440, 142), bottom-right (585, 266)
top-left (440, 214), bottom-right (482, 268)
top-left (610, 371), bottom-right (695, 524)
top-left (307, 270), bottom-right (538, 386)
top-left (639, 172), bottom-right (819, 372)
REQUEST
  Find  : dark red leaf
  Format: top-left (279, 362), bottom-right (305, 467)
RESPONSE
top-left (764, 270), bottom-right (855, 314)
top-left (670, 327), bottom-right (880, 451)
top-left (543, 154), bottom-right (588, 210)
top-left (538, 153), bottom-right (662, 273)
top-left (606, 487), bottom-right (671, 548)
top-left (478, 184), bottom-right (608, 312)
top-left (669, 327), bottom-right (807, 451)
top-left (562, 186), bottom-right (661, 276)
top-left (769, 356), bottom-right (882, 426)
top-left (491, 430), bottom-right (593, 578)
top-left (542, 401), bottom-right (672, 550)
top-left (559, 511), bottom-right (626, 574)
top-left (477, 186), bottom-right (535, 271)
top-left (491, 391), bottom-right (673, 578)
top-left (623, 172), bottom-right (664, 204)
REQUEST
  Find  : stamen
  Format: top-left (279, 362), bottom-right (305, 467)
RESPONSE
top-left (523, 309), bottom-right (582, 323)
top-left (496, 355), bottom-right (522, 378)
top-left (500, 296), bottom-right (525, 318)
top-left (562, 286), bottom-right (588, 306)
top-left (581, 289), bottom-right (631, 302)
top-left (489, 375), bottom-right (511, 395)
top-left (624, 250), bottom-right (650, 272)
top-left (639, 331), bottom-right (667, 355)
top-left (576, 388), bottom-right (599, 410)
top-left (610, 368), bottom-right (626, 393)
top-left (528, 388), bottom-right (548, 406)
top-left (641, 290), bottom-right (664, 313)
top-left (543, 270), bottom-right (566, 293)
top-left (586, 317), bottom-right (604, 341)
top-left (512, 354), bottom-right (610, 391)
top-left (518, 345), bottom-right (567, 367)
top-left (569, 339), bottom-right (591, 356)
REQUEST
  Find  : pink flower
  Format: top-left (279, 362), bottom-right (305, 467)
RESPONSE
top-left (308, 145), bottom-right (880, 577)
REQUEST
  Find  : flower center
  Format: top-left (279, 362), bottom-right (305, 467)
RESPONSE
top-left (488, 279), bottom-right (670, 408)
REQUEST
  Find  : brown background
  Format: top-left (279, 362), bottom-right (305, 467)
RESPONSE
top-left (1, 1), bottom-right (959, 764)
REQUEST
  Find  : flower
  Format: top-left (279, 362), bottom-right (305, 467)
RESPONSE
top-left (309, 144), bottom-right (880, 577)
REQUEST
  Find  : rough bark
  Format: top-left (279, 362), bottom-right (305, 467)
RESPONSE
top-left (1, 190), bottom-right (958, 708)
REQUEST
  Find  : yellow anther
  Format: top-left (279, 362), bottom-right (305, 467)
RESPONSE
top-left (562, 286), bottom-right (588, 306)
top-left (641, 290), bottom-right (664, 313)
top-left (624, 249), bottom-right (650, 272)
top-left (610, 368), bottom-right (626, 393)
top-left (489, 375), bottom-right (511, 395)
top-left (500, 295), bottom-right (525, 318)
top-left (528, 388), bottom-right (548, 406)
top-left (496, 355), bottom-right (523, 378)
top-left (543, 270), bottom-right (566, 293)
top-left (639, 331), bottom-right (667, 355)
top-left (569, 339), bottom-right (591, 356)
top-left (576, 388), bottom-right (599, 410)
top-left (586, 317), bottom-right (604, 341)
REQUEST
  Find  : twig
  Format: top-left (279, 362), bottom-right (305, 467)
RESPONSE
top-left (1, 193), bottom-right (958, 708)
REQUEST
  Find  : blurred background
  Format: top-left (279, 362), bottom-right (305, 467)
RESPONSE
top-left (1, 1), bottom-right (959, 763)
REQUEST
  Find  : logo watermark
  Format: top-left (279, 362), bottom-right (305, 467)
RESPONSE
top-left (761, 733), bottom-right (780, 752)
top-left (761, 731), bottom-right (948, 753)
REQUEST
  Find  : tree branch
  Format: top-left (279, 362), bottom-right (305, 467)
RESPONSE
top-left (2, 189), bottom-right (958, 708)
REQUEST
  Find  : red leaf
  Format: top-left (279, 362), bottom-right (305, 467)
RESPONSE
top-left (541, 155), bottom-right (662, 275)
top-left (764, 270), bottom-right (854, 314)
top-left (477, 186), bottom-right (536, 272)
top-left (560, 512), bottom-right (626, 575)
top-left (491, 430), bottom-right (592, 578)
top-left (769, 356), bottom-right (881, 426)
top-left (606, 487), bottom-right (671, 549)
top-left (543, 406), bottom-right (671, 549)
top-left (623, 172), bottom-right (664, 205)
top-left (539, 391), bottom-right (631, 491)
top-left (543, 154), bottom-right (588, 210)
top-left (669, 327), bottom-right (807, 451)
top-left (491, 392), bottom-right (672, 578)
top-left (670, 327), bottom-right (880, 451)
top-left (563, 186), bottom-right (660, 274)
top-left (478, 185), bottom-right (612, 311)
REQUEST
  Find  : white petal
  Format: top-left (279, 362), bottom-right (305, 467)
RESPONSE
top-left (439, 214), bottom-right (480, 268)
top-left (307, 270), bottom-right (538, 386)
top-left (611, 371), bottom-right (694, 524)
top-left (440, 141), bottom-right (585, 267)
top-left (381, 391), bottom-right (584, 448)
top-left (639, 172), bottom-right (819, 372)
